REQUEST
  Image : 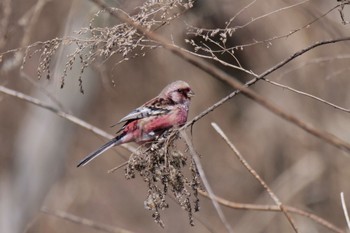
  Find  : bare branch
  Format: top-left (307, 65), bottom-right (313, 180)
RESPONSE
top-left (180, 131), bottom-right (234, 233)
top-left (232, 0), bottom-right (310, 31)
top-left (198, 190), bottom-right (344, 233)
top-left (263, 78), bottom-right (350, 113)
top-left (0, 84), bottom-right (136, 154)
top-left (41, 207), bottom-right (134, 233)
top-left (225, 0), bottom-right (257, 28)
top-left (338, 1), bottom-right (350, 25)
top-left (211, 123), bottom-right (298, 232)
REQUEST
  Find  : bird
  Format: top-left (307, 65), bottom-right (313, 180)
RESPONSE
top-left (77, 80), bottom-right (194, 167)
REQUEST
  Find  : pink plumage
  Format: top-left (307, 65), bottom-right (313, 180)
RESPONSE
top-left (77, 80), bottom-right (194, 167)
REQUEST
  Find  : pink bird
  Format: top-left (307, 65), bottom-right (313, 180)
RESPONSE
top-left (77, 80), bottom-right (194, 167)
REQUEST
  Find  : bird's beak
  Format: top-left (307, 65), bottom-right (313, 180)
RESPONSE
top-left (187, 89), bottom-right (195, 98)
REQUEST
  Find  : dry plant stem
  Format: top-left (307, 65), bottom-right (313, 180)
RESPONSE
top-left (89, 0), bottom-right (350, 154)
top-left (198, 190), bottom-right (344, 233)
top-left (180, 131), bottom-right (234, 233)
top-left (0, 85), bottom-right (136, 154)
top-left (225, 0), bottom-right (257, 28)
top-left (41, 207), bottom-right (134, 233)
top-left (263, 78), bottom-right (350, 113)
top-left (232, 0), bottom-right (310, 30)
top-left (211, 123), bottom-right (298, 232)
top-left (340, 192), bottom-right (350, 231)
top-left (107, 161), bottom-right (128, 173)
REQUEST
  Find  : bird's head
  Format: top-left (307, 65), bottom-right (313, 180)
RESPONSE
top-left (161, 80), bottom-right (195, 104)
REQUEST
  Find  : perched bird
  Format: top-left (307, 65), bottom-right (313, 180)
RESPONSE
top-left (77, 80), bottom-right (194, 167)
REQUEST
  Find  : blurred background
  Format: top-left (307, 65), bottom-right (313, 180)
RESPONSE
top-left (1, 0), bottom-right (350, 232)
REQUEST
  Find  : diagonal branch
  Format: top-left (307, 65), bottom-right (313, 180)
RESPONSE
top-left (198, 190), bottom-right (344, 233)
top-left (41, 207), bottom-right (134, 233)
top-left (211, 123), bottom-right (298, 232)
top-left (0, 85), bottom-right (136, 154)
top-left (262, 78), bottom-right (350, 113)
top-left (180, 131), bottom-right (234, 233)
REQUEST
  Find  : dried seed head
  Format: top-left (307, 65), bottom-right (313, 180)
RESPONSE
top-left (125, 129), bottom-right (200, 226)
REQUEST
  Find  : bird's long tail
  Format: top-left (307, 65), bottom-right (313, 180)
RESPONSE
top-left (77, 136), bottom-right (122, 167)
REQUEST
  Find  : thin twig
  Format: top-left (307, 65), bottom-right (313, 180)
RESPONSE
top-left (339, 2), bottom-right (350, 25)
top-left (263, 78), bottom-right (350, 113)
top-left (41, 207), bottom-right (134, 233)
top-left (211, 122), bottom-right (298, 232)
top-left (340, 192), bottom-right (350, 231)
top-left (188, 1), bottom-right (341, 53)
top-left (225, 0), bottom-right (257, 28)
top-left (233, 0), bottom-right (310, 30)
top-left (180, 131), bottom-right (234, 233)
top-left (276, 54), bottom-right (350, 81)
top-left (107, 161), bottom-right (128, 173)
top-left (198, 190), bottom-right (344, 233)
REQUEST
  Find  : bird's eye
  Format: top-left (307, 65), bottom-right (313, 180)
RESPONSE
top-left (177, 88), bottom-right (182, 93)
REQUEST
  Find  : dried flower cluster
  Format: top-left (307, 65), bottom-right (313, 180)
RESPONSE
top-left (20, 0), bottom-right (194, 93)
top-left (125, 131), bottom-right (200, 227)
top-left (185, 23), bottom-right (248, 75)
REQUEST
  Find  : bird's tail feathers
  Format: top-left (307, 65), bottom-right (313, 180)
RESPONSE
top-left (77, 136), bottom-right (121, 167)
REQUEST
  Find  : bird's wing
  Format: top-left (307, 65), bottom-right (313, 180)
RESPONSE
top-left (111, 104), bottom-right (171, 130)
top-left (119, 106), bottom-right (169, 123)
top-left (111, 97), bottom-right (174, 128)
